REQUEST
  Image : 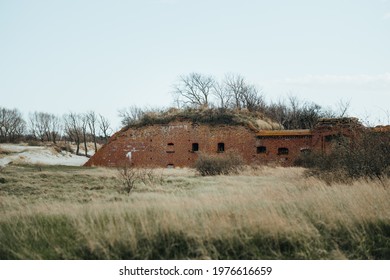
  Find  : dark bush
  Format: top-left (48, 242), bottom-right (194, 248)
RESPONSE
top-left (195, 152), bottom-right (244, 176)
top-left (295, 130), bottom-right (390, 183)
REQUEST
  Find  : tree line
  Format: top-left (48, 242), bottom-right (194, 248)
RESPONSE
top-left (120, 72), bottom-right (351, 129)
top-left (0, 108), bottom-right (111, 156)
top-left (1, 72), bottom-right (352, 147)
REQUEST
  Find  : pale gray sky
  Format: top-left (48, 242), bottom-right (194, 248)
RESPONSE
top-left (1, 0), bottom-right (389, 129)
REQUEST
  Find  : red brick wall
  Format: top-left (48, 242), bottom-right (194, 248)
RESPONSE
top-left (86, 122), bottom-right (260, 167)
top-left (254, 135), bottom-right (313, 166)
top-left (85, 120), bottom-right (362, 168)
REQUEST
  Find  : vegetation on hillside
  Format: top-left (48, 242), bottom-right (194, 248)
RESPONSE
top-left (119, 73), bottom-right (346, 130)
top-left (121, 107), bottom-right (281, 131)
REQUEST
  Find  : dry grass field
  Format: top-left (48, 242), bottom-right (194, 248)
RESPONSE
top-left (0, 164), bottom-right (389, 259)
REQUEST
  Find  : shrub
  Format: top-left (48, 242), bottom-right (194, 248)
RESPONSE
top-left (296, 130), bottom-right (390, 183)
top-left (117, 164), bottom-right (139, 194)
top-left (344, 131), bottom-right (390, 180)
top-left (117, 164), bottom-right (164, 194)
top-left (195, 152), bottom-right (244, 176)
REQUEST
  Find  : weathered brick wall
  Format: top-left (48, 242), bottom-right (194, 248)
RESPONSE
top-left (86, 122), bottom-right (260, 167)
top-left (311, 127), bottom-right (363, 154)
top-left (85, 118), bottom-right (364, 168)
top-left (254, 135), bottom-right (313, 166)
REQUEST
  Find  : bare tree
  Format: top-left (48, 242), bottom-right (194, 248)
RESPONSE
top-left (286, 95), bottom-right (300, 129)
top-left (212, 81), bottom-right (231, 109)
top-left (223, 73), bottom-right (247, 110)
top-left (223, 73), bottom-right (265, 112)
top-left (335, 99), bottom-right (351, 118)
top-left (81, 114), bottom-right (89, 157)
top-left (29, 112), bottom-right (62, 143)
top-left (50, 115), bottom-right (62, 144)
top-left (29, 112), bottom-right (47, 142)
top-left (298, 102), bottom-right (323, 129)
top-left (264, 95), bottom-right (326, 129)
top-left (0, 107), bottom-right (25, 143)
top-left (265, 99), bottom-right (289, 128)
top-left (86, 111), bottom-right (98, 153)
top-left (173, 73), bottom-right (215, 108)
top-left (98, 114), bottom-right (111, 143)
top-left (64, 113), bottom-right (82, 155)
top-left (240, 84), bottom-right (266, 112)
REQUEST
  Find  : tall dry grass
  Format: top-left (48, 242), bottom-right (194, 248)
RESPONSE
top-left (0, 165), bottom-right (389, 259)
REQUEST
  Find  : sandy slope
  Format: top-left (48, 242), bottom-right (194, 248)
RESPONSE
top-left (0, 144), bottom-right (90, 167)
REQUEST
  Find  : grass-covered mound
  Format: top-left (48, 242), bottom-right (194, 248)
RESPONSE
top-left (125, 108), bottom-right (282, 131)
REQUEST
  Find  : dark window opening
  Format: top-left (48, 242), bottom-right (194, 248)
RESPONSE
top-left (167, 143), bottom-right (175, 153)
top-left (192, 143), bottom-right (199, 152)
top-left (278, 147), bottom-right (289, 155)
top-left (217, 142), bottom-right (225, 153)
top-left (257, 146), bottom-right (267, 154)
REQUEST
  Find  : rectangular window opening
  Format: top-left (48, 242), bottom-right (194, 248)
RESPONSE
top-left (278, 147), bottom-right (289, 155)
top-left (217, 142), bottom-right (225, 153)
top-left (192, 143), bottom-right (199, 152)
top-left (257, 146), bottom-right (266, 154)
top-left (167, 142), bottom-right (175, 153)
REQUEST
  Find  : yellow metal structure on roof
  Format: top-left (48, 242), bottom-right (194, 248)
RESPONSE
top-left (257, 129), bottom-right (312, 137)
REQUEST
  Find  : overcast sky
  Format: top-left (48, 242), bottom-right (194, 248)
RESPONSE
top-left (1, 0), bottom-right (389, 130)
